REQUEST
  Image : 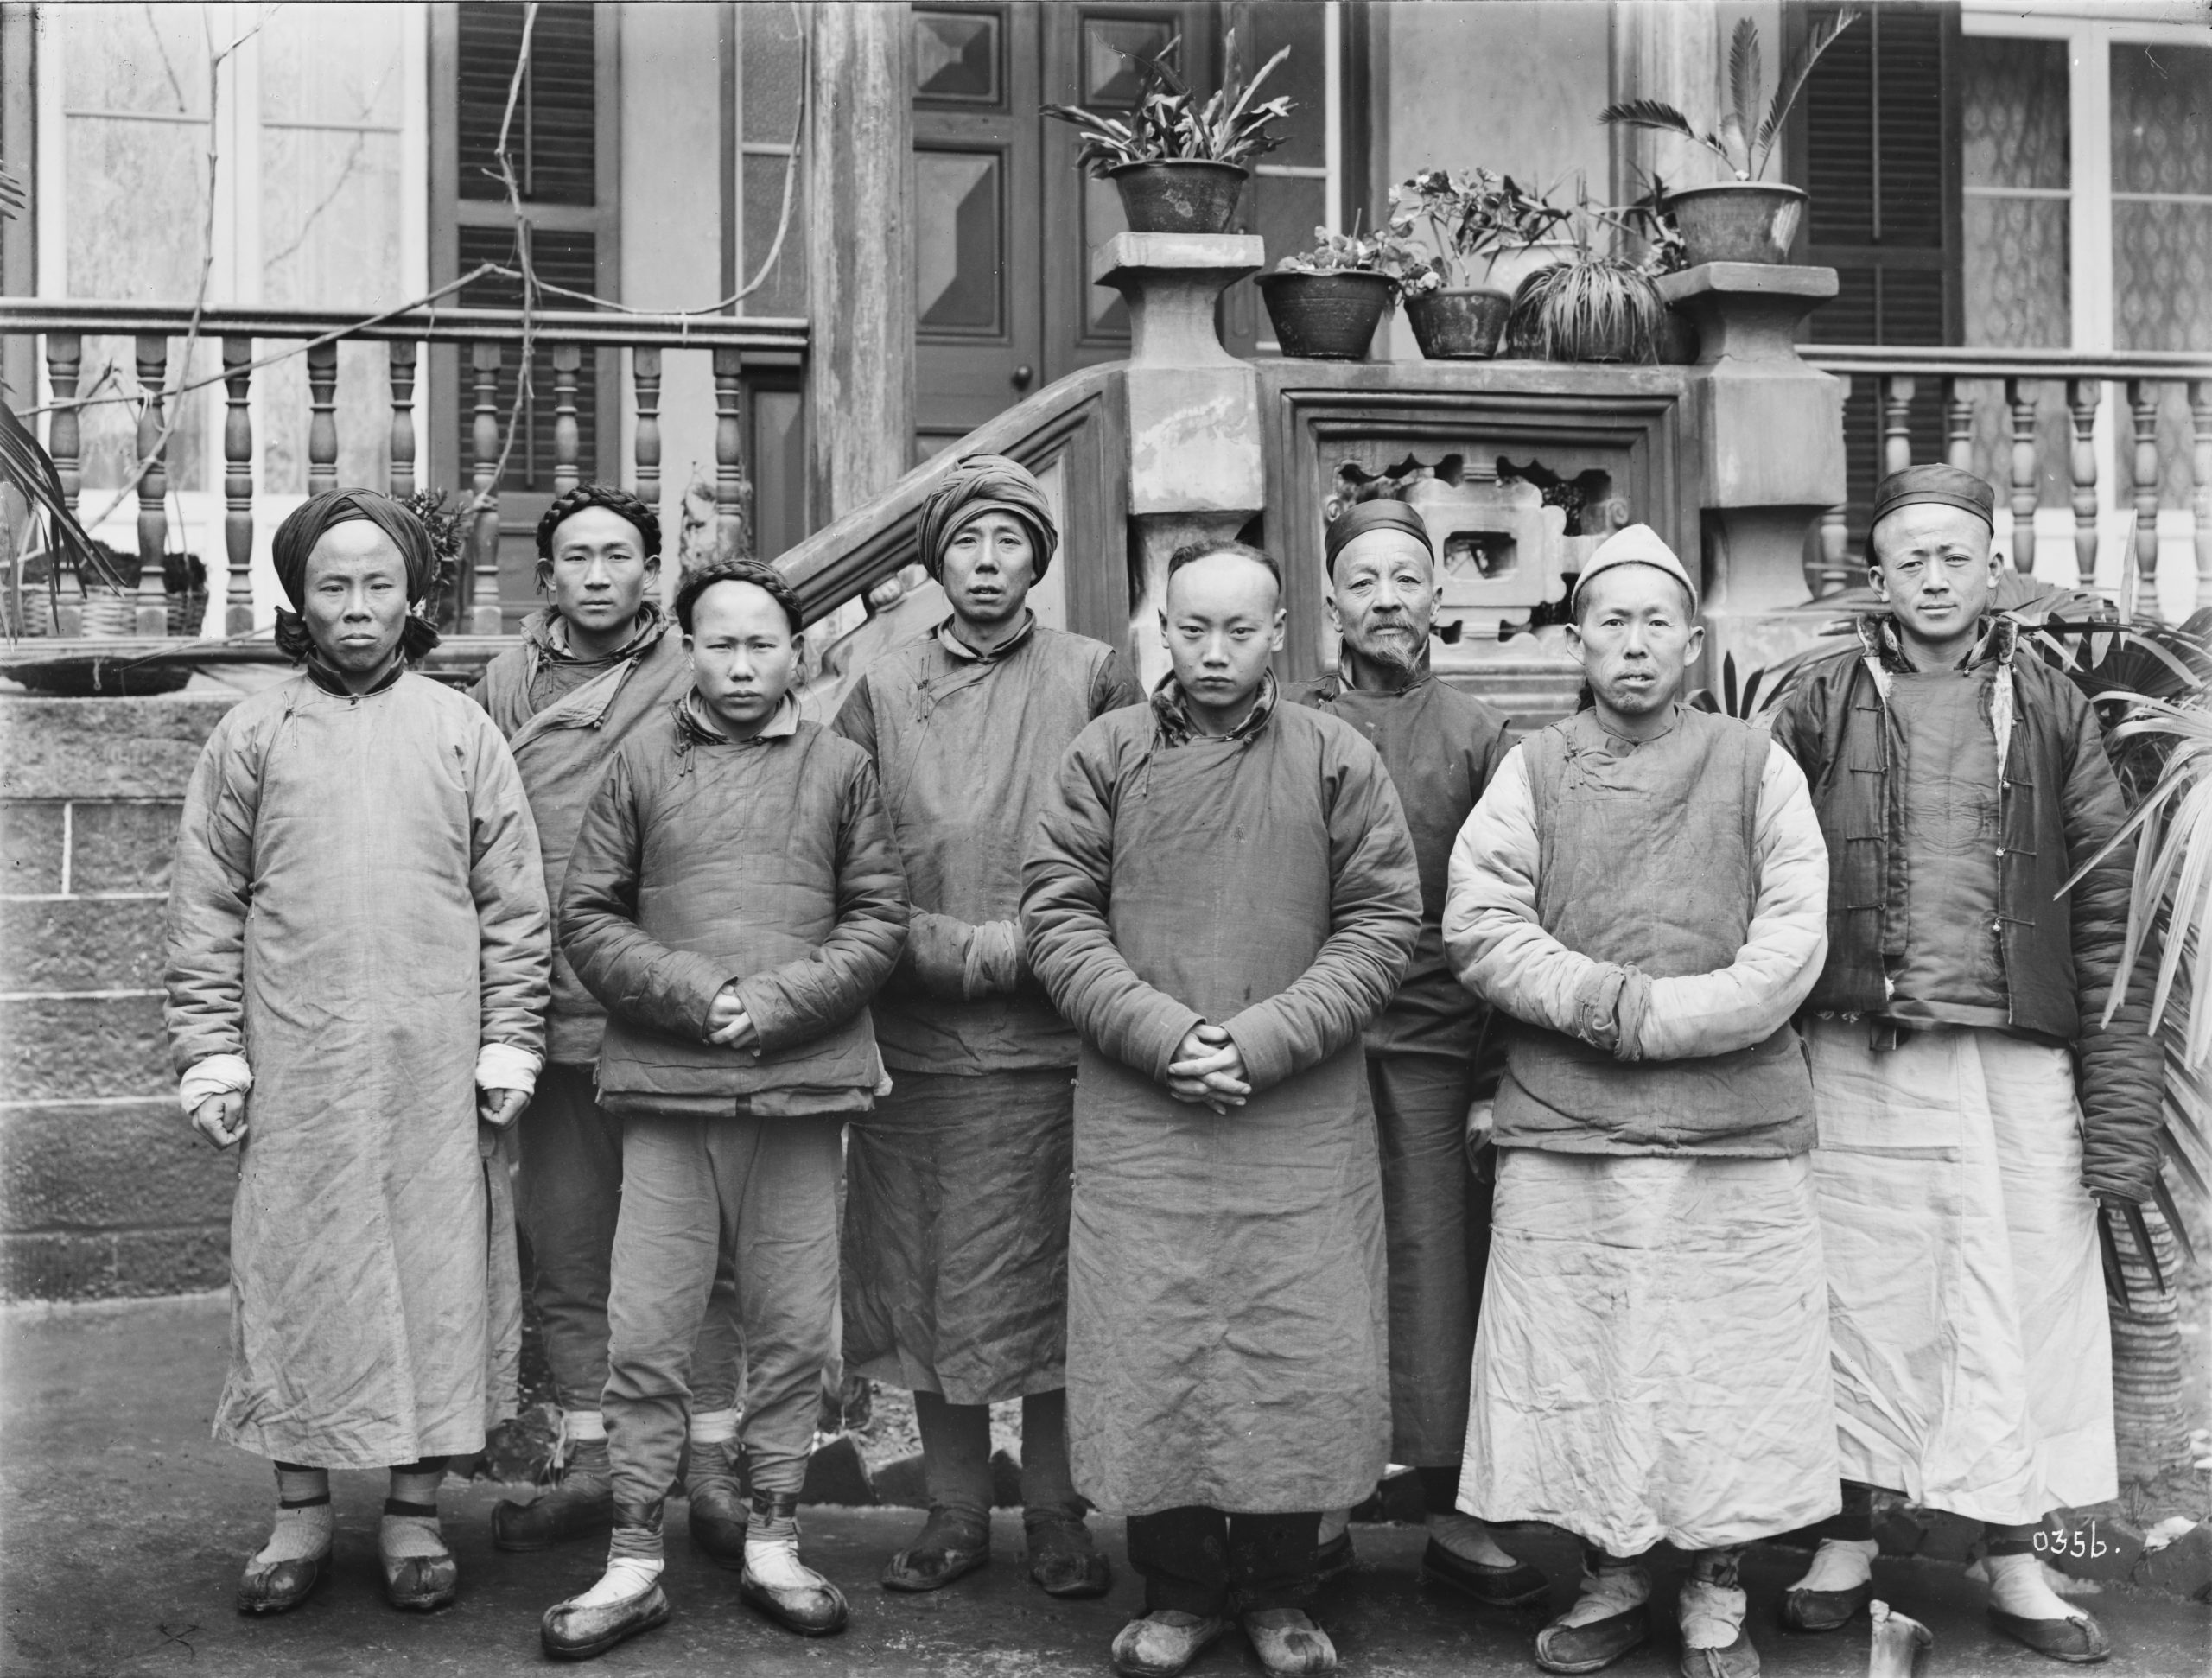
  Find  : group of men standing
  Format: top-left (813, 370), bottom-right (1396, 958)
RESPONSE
top-left (164, 454), bottom-right (2157, 1676)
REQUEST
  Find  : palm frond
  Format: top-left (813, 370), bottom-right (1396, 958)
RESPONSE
top-left (1754, 6), bottom-right (1862, 175)
top-left (1727, 18), bottom-right (1763, 141)
top-left (0, 397), bottom-right (117, 592)
top-left (1598, 99), bottom-right (1703, 139)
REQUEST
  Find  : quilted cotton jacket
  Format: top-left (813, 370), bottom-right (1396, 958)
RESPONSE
top-left (1771, 620), bottom-right (2164, 1201)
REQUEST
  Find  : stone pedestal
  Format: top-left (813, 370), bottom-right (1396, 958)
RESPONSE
top-left (1092, 232), bottom-right (1267, 685)
top-left (1657, 262), bottom-right (1846, 681)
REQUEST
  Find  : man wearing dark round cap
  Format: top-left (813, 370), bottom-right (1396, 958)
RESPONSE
top-left (164, 488), bottom-right (550, 1615)
top-left (834, 454), bottom-right (1140, 1599)
top-left (1773, 462), bottom-right (2162, 1662)
top-left (1286, 495), bottom-right (1541, 1606)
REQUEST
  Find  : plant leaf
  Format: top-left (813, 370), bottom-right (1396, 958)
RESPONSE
top-left (0, 397), bottom-right (113, 592)
top-left (1728, 17), bottom-right (1762, 141)
top-left (1756, 6), bottom-right (1862, 177)
top-left (1598, 99), bottom-right (1700, 137)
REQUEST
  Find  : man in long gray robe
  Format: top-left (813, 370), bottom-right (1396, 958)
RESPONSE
top-left (1024, 540), bottom-right (1421, 1678)
top-left (166, 489), bottom-right (550, 1618)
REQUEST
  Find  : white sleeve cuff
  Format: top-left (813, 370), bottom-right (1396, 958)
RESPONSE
top-left (179, 1052), bottom-right (252, 1116)
top-left (475, 1041), bottom-right (542, 1099)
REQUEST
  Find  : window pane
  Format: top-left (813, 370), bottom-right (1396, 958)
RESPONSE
top-left (749, 386), bottom-right (807, 562)
top-left (1239, 3), bottom-right (1326, 169)
top-left (916, 149), bottom-right (1004, 334)
top-left (1963, 198), bottom-right (2069, 348)
top-left (2115, 200), bottom-right (2212, 353)
top-left (914, 9), bottom-right (1001, 105)
top-left (741, 153), bottom-right (808, 317)
top-left (2112, 42), bottom-right (2212, 197)
top-left (741, 2), bottom-right (808, 145)
top-left (262, 3), bottom-right (404, 129)
top-left (1962, 37), bottom-right (2069, 192)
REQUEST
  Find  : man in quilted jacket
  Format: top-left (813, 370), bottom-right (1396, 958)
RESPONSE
top-left (537, 560), bottom-right (908, 1660)
top-left (1772, 463), bottom-right (2164, 1665)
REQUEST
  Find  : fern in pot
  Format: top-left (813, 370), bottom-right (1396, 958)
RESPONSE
top-left (1257, 224), bottom-right (1427, 360)
top-left (1499, 189), bottom-right (1668, 365)
top-left (1389, 168), bottom-right (1571, 359)
top-left (1599, 10), bottom-right (1860, 265)
top-left (1041, 30), bottom-right (1294, 235)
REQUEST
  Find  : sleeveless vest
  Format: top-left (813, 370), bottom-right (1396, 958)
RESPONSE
top-left (1496, 707), bottom-right (1816, 1158)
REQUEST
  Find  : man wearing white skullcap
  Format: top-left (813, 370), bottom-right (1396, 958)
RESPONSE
top-left (1442, 524), bottom-right (1840, 1677)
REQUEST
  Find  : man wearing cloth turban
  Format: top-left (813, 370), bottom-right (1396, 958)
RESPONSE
top-left (1286, 498), bottom-right (1542, 1607)
top-left (1773, 464), bottom-right (2160, 1662)
top-left (836, 454), bottom-right (1141, 1598)
top-left (164, 488), bottom-right (550, 1615)
top-left (1445, 524), bottom-right (1838, 1677)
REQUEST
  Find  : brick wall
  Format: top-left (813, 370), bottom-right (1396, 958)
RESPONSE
top-left (0, 695), bottom-right (241, 1299)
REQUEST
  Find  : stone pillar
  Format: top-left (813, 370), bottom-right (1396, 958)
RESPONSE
top-left (1657, 261), bottom-right (1844, 677)
top-left (1090, 232), bottom-right (1267, 688)
top-left (807, 4), bottom-right (913, 526)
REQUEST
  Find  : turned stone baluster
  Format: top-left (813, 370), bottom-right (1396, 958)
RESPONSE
top-left (1945, 378), bottom-right (1974, 472)
top-left (550, 344), bottom-right (582, 497)
top-left (223, 338), bottom-right (254, 635)
top-left (134, 335), bottom-right (171, 635)
top-left (712, 346), bottom-right (749, 559)
top-left (2127, 378), bottom-right (2162, 621)
top-left (469, 343), bottom-right (505, 635)
top-left (2005, 378), bottom-right (2039, 576)
top-left (305, 340), bottom-right (339, 497)
top-left (632, 347), bottom-right (662, 509)
top-left (2192, 379), bottom-right (2211, 613)
top-left (388, 341), bottom-right (417, 501)
top-left (1882, 374), bottom-right (1916, 477)
top-left (2068, 380), bottom-right (2101, 590)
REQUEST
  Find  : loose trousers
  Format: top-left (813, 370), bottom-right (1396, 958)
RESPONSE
top-left (1368, 1051), bottom-right (1490, 1465)
top-left (1126, 1506), bottom-right (1319, 1616)
top-left (603, 1109), bottom-right (844, 1552)
top-left (514, 1064), bottom-right (744, 1414)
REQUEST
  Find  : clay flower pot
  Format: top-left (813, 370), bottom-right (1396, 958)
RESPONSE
top-left (1405, 288), bottom-right (1512, 359)
top-left (1663, 181), bottom-right (1807, 265)
top-left (1107, 160), bottom-right (1249, 235)
top-left (1256, 270), bottom-right (1395, 360)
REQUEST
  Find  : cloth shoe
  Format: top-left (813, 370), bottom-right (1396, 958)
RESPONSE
top-left (1780, 1536), bottom-right (1877, 1633)
top-left (1026, 1511), bottom-right (1111, 1599)
top-left (1421, 1512), bottom-right (1549, 1608)
top-left (1678, 1573), bottom-right (1758, 1678)
top-left (684, 1436), bottom-right (747, 1567)
top-left (540, 1557), bottom-right (671, 1661)
top-left (493, 1433), bottom-right (615, 1552)
top-left (1243, 1607), bottom-right (1338, 1676)
top-left (237, 1490), bottom-right (334, 1616)
top-left (1986, 1552), bottom-right (2111, 1664)
top-left (379, 1501), bottom-right (459, 1612)
top-left (739, 1530), bottom-right (849, 1636)
top-left (882, 1503), bottom-right (991, 1592)
top-left (1534, 1562), bottom-right (1650, 1675)
top-left (1110, 1609), bottom-right (1228, 1678)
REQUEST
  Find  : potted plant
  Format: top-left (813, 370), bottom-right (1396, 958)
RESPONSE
top-left (1389, 168), bottom-right (1572, 359)
top-left (1042, 31), bottom-right (1294, 236)
top-left (1599, 10), bottom-right (1861, 264)
top-left (1499, 188), bottom-right (1668, 365)
top-left (1257, 223), bottom-right (1427, 360)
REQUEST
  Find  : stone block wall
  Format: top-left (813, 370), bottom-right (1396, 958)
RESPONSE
top-left (0, 695), bottom-right (240, 1299)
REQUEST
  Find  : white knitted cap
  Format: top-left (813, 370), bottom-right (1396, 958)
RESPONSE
top-left (1572, 524), bottom-right (1700, 617)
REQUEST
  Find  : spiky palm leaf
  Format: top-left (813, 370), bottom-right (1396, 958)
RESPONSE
top-left (1727, 19), bottom-right (1763, 144)
top-left (1600, 10), bottom-right (1861, 181)
top-left (1754, 8), bottom-right (1863, 175)
top-left (0, 396), bottom-right (122, 596)
top-left (1595, 99), bottom-right (1743, 179)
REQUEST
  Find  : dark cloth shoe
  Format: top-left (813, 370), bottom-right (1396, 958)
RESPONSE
top-left (1988, 1608), bottom-right (2112, 1664)
top-left (1311, 1530), bottom-right (1356, 1587)
top-left (1027, 1514), bottom-right (1112, 1599)
top-left (1680, 1625), bottom-right (1760, 1678)
top-left (684, 1439), bottom-right (747, 1568)
top-left (1534, 1605), bottom-right (1649, 1675)
top-left (1243, 1606), bottom-right (1338, 1676)
top-left (236, 1549), bottom-right (328, 1616)
top-left (739, 1545), bottom-right (849, 1637)
top-left (1779, 1579), bottom-right (1872, 1633)
top-left (541, 1579), bottom-right (671, 1661)
top-left (1421, 1535), bottom-right (1551, 1608)
top-left (882, 1505), bottom-right (991, 1592)
top-left (493, 1436), bottom-right (614, 1552)
top-left (1110, 1610), bottom-right (1227, 1677)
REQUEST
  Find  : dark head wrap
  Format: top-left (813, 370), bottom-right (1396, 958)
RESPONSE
top-left (270, 488), bottom-right (443, 664)
top-left (917, 454), bottom-right (1059, 582)
top-left (1870, 463), bottom-right (1997, 534)
top-left (1324, 498), bottom-right (1434, 575)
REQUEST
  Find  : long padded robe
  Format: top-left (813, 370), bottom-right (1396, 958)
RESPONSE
top-left (1021, 698), bottom-right (1421, 1515)
top-left (165, 671), bottom-right (550, 1467)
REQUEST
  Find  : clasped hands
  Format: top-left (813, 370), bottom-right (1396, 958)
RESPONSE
top-left (706, 982), bottom-right (760, 1052)
top-left (1167, 1022), bottom-right (1250, 1115)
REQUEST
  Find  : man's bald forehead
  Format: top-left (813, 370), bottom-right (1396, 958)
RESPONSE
top-left (1165, 544), bottom-right (1282, 609)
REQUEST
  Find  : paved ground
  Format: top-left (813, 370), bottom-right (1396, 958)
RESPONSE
top-left (3, 1294), bottom-right (2206, 1678)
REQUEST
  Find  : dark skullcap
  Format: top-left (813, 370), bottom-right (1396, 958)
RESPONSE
top-left (270, 488), bottom-right (442, 663)
top-left (1870, 463), bottom-right (1997, 532)
top-left (1324, 498), bottom-right (1433, 574)
top-left (917, 454), bottom-right (1058, 582)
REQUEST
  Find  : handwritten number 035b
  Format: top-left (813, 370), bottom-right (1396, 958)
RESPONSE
top-left (2032, 1522), bottom-right (2105, 1558)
